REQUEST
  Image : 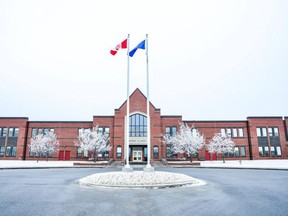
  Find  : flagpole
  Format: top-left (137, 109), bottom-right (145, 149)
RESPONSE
top-left (126, 34), bottom-right (131, 168)
top-left (123, 34), bottom-right (132, 171)
top-left (145, 34), bottom-right (154, 172)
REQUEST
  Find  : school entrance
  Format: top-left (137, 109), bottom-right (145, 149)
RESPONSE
top-left (130, 146), bottom-right (147, 162)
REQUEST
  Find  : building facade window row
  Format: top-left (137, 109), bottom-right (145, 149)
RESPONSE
top-left (0, 127), bottom-right (19, 157)
top-left (0, 127), bottom-right (19, 137)
top-left (221, 128), bottom-right (244, 138)
top-left (257, 127), bottom-right (279, 137)
top-left (258, 146), bottom-right (282, 157)
top-left (227, 146), bottom-right (246, 157)
top-left (31, 128), bottom-right (55, 137)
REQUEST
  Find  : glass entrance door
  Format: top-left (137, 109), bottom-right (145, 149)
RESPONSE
top-left (132, 147), bottom-right (142, 162)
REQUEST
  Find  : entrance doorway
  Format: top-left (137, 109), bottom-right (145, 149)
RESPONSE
top-left (205, 151), bottom-right (217, 161)
top-left (132, 147), bottom-right (142, 162)
top-left (59, 150), bottom-right (64, 160)
top-left (65, 151), bottom-right (70, 161)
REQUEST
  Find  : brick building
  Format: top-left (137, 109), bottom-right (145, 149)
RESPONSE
top-left (0, 88), bottom-right (287, 162)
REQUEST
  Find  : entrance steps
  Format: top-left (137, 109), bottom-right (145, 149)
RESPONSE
top-left (110, 160), bottom-right (167, 168)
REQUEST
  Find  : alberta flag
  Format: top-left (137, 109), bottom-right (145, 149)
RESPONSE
top-left (110, 39), bottom-right (127, 56)
top-left (129, 40), bottom-right (145, 57)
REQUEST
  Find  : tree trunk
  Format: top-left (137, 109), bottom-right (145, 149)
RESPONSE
top-left (94, 149), bottom-right (97, 163)
top-left (222, 154), bottom-right (225, 163)
top-left (46, 153), bottom-right (48, 162)
top-left (190, 155), bottom-right (193, 162)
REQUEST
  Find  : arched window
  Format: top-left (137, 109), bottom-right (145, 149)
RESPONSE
top-left (153, 146), bottom-right (159, 158)
top-left (129, 114), bottom-right (147, 137)
top-left (116, 146), bottom-right (122, 158)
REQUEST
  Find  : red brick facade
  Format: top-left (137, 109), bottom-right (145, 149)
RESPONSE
top-left (0, 89), bottom-right (287, 161)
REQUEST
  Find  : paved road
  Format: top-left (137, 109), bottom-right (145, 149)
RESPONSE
top-left (1, 167), bottom-right (288, 216)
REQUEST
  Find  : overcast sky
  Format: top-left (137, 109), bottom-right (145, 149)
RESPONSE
top-left (0, 0), bottom-right (287, 121)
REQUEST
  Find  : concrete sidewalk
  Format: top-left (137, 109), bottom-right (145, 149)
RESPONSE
top-left (199, 159), bottom-right (288, 170)
top-left (1, 159), bottom-right (288, 170)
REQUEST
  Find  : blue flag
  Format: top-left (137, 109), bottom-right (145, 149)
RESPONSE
top-left (129, 40), bottom-right (145, 57)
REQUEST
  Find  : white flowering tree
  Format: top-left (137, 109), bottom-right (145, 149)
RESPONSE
top-left (29, 132), bottom-right (60, 162)
top-left (164, 123), bottom-right (205, 162)
top-left (75, 126), bottom-right (111, 162)
top-left (206, 133), bottom-right (235, 163)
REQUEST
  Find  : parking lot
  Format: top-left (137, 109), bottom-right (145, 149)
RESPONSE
top-left (1, 167), bottom-right (288, 216)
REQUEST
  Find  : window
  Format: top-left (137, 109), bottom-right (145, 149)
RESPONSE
top-left (271, 146), bottom-right (282, 156)
top-left (116, 146), bottom-right (122, 158)
top-left (8, 128), bottom-right (19, 137)
top-left (258, 146), bottom-right (263, 156)
top-left (1, 128), bottom-right (7, 137)
top-left (6, 147), bottom-right (11, 156)
top-left (234, 147), bottom-right (240, 157)
top-left (29, 150), bottom-right (34, 157)
top-left (221, 128), bottom-right (225, 136)
top-left (8, 128), bottom-right (14, 137)
top-left (264, 146), bottom-right (269, 156)
top-left (166, 126), bottom-right (177, 137)
top-left (83, 150), bottom-right (88, 157)
top-left (32, 128), bottom-right (37, 137)
top-left (222, 128), bottom-right (244, 138)
top-left (276, 146), bottom-right (282, 156)
top-left (98, 151), bottom-right (109, 158)
top-left (153, 146), bottom-right (159, 158)
top-left (0, 146), bottom-right (4, 156)
top-left (44, 128), bottom-right (49, 135)
top-left (129, 114), bottom-right (147, 137)
top-left (268, 127), bottom-right (279, 137)
top-left (166, 146), bottom-right (177, 158)
top-left (239, 128), bottom-right (244, 137)
top-left (226, 128), bottom-right (232, 137)
top-left (38, 128), bottom-right (43, 135)
top-left (14, 128), bottom-right (19, 137)
top-left (77, 148), bottom-right (82, 157)
top-left (233, 128), bottom-right (238, 137)
top-left (97, 127), bottom-right (110, 134)
top-left (6, 146), bottom-right (16, 157)
top-left (257, 127), bottom-right (267, 137)
top-left (240, 147), bottom-right (246, 157)
top-left (258, 146), bottom-right (269, 156)
top-left (32, 128), bottom-right (54, 137)
top-left (41, 151), bottom-right (52, 158)
top-left (144, 147), bottom-right (147, 158)
top-left (271, 146), bottom-right (276, 156)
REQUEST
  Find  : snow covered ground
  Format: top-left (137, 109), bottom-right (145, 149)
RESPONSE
top-left (78, 171), bottom-right (206, 189)
top-left (200, 159), bottom-right (288, 170)
top-left (0, 159), bottom-right (288, 169)
top-left (0, 160), bottom-right (74, 168)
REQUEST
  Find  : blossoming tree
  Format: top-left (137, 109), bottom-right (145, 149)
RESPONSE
top-left (75, 126), bottom-right (111, 162)
top-left (206, 133), bottom-right (235, 163)
top-left (29, 131), bottom-right (60, 162)
top-left (164, 123), bottom-right (205, 162)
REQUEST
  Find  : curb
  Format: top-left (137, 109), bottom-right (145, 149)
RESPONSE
top-left (0, 166), bottom-right (288, 171)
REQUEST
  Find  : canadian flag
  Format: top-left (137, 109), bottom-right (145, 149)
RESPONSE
top-left (110, 39), bottom-right (127, 55)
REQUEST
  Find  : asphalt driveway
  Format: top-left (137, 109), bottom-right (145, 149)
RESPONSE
top-left (0, 167), bottom-right (287, 216)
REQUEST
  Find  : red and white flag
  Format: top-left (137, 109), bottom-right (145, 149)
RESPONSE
top-left (110, 39), bottom-right (127, 55)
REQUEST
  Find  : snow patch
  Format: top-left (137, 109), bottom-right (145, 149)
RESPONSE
top-left (78, 171), bottom-right (206, 189)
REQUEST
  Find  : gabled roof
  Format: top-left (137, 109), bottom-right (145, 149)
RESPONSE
top-left (116, 88), bottom-right (158, 111)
